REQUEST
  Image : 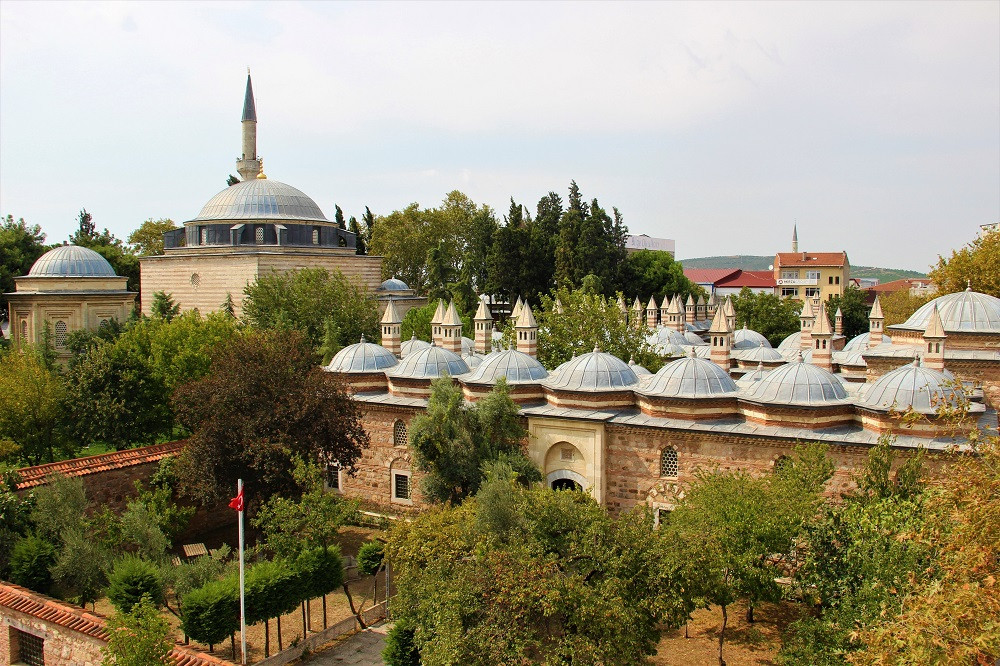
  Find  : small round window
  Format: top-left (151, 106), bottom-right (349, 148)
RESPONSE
top-left (190, 273), bottom-right (201, 287)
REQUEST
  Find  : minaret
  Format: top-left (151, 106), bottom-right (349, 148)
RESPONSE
top-left (709, 306), bottom-right (732, 372)
top-left (430, 299), bottom-right (446, 346)
top-left (515, 302), bottom-right (538, 357)
top-left (381, 299), bottom-right (401, 357)
top-left (441, 301), bottom-right (463, 354)
top-left (811, 308), bottom-right (834, 372)
top-left (799, 298), bottom-right (815, 351)
top-left (792, 224), bottom-right (798, 253)
top-left (236, 70), bottom-right (263, 181)
top-left (723, 296), bottom-right (737, 331)
top-left (646, 296), bottom-right (658, 328)
top-left (668, 295), bottom-right (684, 332)
top-left (868, 296), bottom-right (884, 348)
top-left (474, 298), bottom-right (493, 355)
top-left (834, 306), bottom-right (843, 337)
top-left (922, 304), bottom-right (947, 372)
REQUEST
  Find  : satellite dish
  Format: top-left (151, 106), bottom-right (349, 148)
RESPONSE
top-left (768, 264), bottom-right (774, 270)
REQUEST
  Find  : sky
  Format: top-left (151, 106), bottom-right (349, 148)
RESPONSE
top-left (1, 1), bottom-right (997, 272)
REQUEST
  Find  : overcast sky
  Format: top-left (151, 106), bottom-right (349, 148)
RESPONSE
top-left (1, 1), bottom-right (997, 271)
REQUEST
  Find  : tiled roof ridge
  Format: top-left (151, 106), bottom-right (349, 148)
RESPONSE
top-left (0, 581), bottom-right (236, 666)
top-left (15, 440), bottom-right (185, 490)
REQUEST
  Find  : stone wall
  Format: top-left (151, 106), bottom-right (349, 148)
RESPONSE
top-left (1, 607), bottom-right (105, 666)
top-left (340, 404), bottom-right (425, 512)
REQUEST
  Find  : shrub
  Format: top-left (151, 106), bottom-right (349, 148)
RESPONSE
top-left (9, 534), bottom-right (56, 593)
top-left (107, 555), bottom-right (163, 612)
top-left (357, 541), bottom-right (384, 576)
top-left (294, 546), bottom-right (344, 600)
top-left (245, 559), bottom-right (302, 625)
top-left (180, 578), bottom-right (238, 647)
top-left (382, 619), bottom-right (420, 666)
top-left (101, 595), bottom-right (173, 666)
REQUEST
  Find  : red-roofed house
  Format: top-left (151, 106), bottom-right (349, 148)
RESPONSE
top-left (683, 269), bottom-right (777, 297)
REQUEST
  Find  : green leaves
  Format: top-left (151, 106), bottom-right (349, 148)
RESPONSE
top-left (731, 286), bottom-right (802, 347)
top-left (107, 555), bottom-right (164, 612)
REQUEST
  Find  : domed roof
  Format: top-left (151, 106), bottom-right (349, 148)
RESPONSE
top-left (733, 326), bottom-right (771, 350)
top-left (461, 337), bottom-right (475, 356)
top-left (400, 335), bottom-right (431, 358)
top-left (738, 342), bottom-right (784, 363)
top-left (28, 245), bottom-right (116, 277)
top-left (543, 348), bottom-right (639, 392)
top-left (464, 349), bottom-right (548, 384)
top-left (386, 344), bottom-right (469, 379)
top-left (683, 331), bottom-right (708, 346)
top-left (653, 341), bottom-right (688, 357)
top-left (859, 361), bottom-right (964, 414)
top-left (777, 331), bottom-right (801, 350)
top-left (833, 349), bottom-right (867, 367)
top-left (640, 355), bottom-right (739, 398)
top-left (843, 332), bottom-right (893, 351)
top-left (898, 288), bottom-right (1000, 333)
top-left (649, 329), bottom-right (690, 347)
top-left (628, 358), bottom-right (653, 376)
top-left (691, 345), bottom-right (712, 359)
top-left (741, 357), bottom-right (850, 405)
top-left (377, 277), bottom-right (410, 292)
top-left (192, 179), bottom-right (327, 222)
top-left (463, 353), bottom-right (486, 370)
top-left (736, 364), bottom-right (772, 387)
top-left (326, 337), bottom-right (398, 373)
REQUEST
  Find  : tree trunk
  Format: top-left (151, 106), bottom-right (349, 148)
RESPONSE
top-left (718, 604), bottom-right (728, 666)
top-left (746, 602), bottom-right (754, 623)
top-left (301, 601), bottom-right (308, 636)
top-left (277, 615), bottom-right (283, 650)
top-left (322, 594), bottom-right (327, 628)
top-left (264, 619), bottom-right (270, 657)
top-left (343, 582), bottom-right (367, 629)
top-left (230, 633), bottom-right (235, 660)
top-left (684, 622), bottom-right (689, 639)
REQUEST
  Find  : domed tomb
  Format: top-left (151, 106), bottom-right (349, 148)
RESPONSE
top-left (28, 245), bottom-right (117, 277)
top-left (859, 361), bottom-right (965, 415)
top-left (543, 348), bottom-right (640, 392)
top-left (326, 336), bottom-right (398, 373)
top-left (740, 356), bottom-right (850, 406)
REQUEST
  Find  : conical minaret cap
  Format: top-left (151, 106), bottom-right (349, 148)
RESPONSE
top-left (869, 296), bottom-right (884, 320)
top-left (709, 305), bottom-right (730, 334)
top-left (923, 303), bottom-right (947, 339)
top-left (632, 297), bottom-right (642, 311)
top-left (516, 302), bottom-right (537, 328)
top-left (442, 301), bottom-right (463, 326)
top-left (474, 298), bottom-right (492, 321)
top-left (667, 295), bottom-right (682, 314)
top-left (381, 298), bottom-right (401, 324)
top-left (811, 307), bottom-right (833, 336)
top-left (800, 298), bottom-right (814, 319)
top-left (242, 71), bottom-right (257, 122)
top-left (686, 294), bottom-right (696, 307)
top-left (431, 299), bottom-right (446, 325)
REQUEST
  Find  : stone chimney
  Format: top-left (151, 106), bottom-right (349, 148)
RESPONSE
top-left (834, 306), bottom-right (843, 337)
top-left (430, 299), bottom-right (446, 346)
top-left (868, 296), bottom-right (884, 348)
top-left (515, 302), bottom-right (538, 357)
top-left (696, 295), bottom-right (707, 321)
top-left (667, 295), bottom-right (684, 332)
top-left (799, 298), bottom-right (815, 350)
top-left (380, 298), bottom-right (401, 356)
top-left (474, 298), bottom-right (493, 355)
top-left (631, 297), bottom-right (643, 329)
top-left (922, 303), bottom-right (947, 371)
top-left (685, 294), bottom-right (696, 326)
top-left (723, 296), bottom-right (737, 331)
top-left (646, 296), bottom-right (659, 329)
top-left (709, 306), bottom-right (732, 372)
top-left (811, 307), bottom-right (834, 372)
top-left (441, 301), bottom-right (463, 353)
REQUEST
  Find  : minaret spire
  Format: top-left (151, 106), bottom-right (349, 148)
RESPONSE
top-left (792, 223), bottom-right (798, 252)
top-left (236, 70), bottom-right (262, 181)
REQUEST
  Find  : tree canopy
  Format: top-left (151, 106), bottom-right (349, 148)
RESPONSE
top-left (126, 218), bottom-right (177, 257)
top-left (929, 228), bottom-right (1000, 297)
top-left (0, 215), bottom-right (47, 313)
top-left (69, 209), bottom-right (140, 291)
top-left (731, 287), bottom-right (802, 347)
top-left (824, 285), bottom-right (869, 339)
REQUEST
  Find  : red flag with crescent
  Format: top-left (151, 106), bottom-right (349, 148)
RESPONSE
top-left (228, 487), bottom-right (244, 512)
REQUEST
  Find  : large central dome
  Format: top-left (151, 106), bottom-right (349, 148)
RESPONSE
top-left (191, 179), bottom-right (328, 223)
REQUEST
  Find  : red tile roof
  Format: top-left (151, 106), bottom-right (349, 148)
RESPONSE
top-left (774, 252), bottom-right (849, 267)
top-left (868, 278), bottom-right (934, 293)
top-left (683, 268), bottom-right (741, 285)
top-left (15, 441), bottom-right (185, 490)
top-left (0, 582), bottom-right (235, 666)
top-left (716, 270), bottom-right (776, 288)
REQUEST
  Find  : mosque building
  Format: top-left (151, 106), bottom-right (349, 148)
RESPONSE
top-left (4, 245), bottom-right (137, 358)
top-left (138, 73), bottom-right (383, 316)
top-left (325, 287), bottom-right (999, 518)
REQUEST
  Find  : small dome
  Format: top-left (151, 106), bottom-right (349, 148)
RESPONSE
top-left (464, 349), bottom-right (548, 384)
top-left (733, 326), bottom-right (771, 350)
top-left (737, 342), bottom-right (784, 363)
top-left (683, 331), bottom-right (708, 346)
top-left (377, 277), bottom-right (410, 292)
top-left (691, 345), bottom-right (712, 359)
top-left (628, 358), bottom-right (653, 376)
top-left (859, 361), bottom-right (964, 414)
top-left (326, 337), bottom-right (398, 373)
top-left (833, 349), bottom-right (867, 367)
top-left (387, 344), bottom-right (469, 379)
top-left (649, 329), bottom-right (690, 347)
top-left (777, 331), bottom-right (800, 350)
top-left (400, 335), bottom-right (431, 358)
top-left (28, 245), bottom-right (116, 277)
top-left (737, 364), bottom-right (772, 387)
top-left (463, 353), bottom-right (486, 370)
top-left (741, 357), bottom-right (849, 405)
top-left (844, 332), bottom-right (893, 351)
top-left (543, 348), bottom-right (639, 392)
top-left (654, 341), bottom-right (688, 357)
top-left (640, 356), bottom-right (739, 398)
top-left (461, 337), bottom-right (475, 356)
top-left (192, 179), bottom-right (327, 222)
top-left (899, 289), bottom-right (1000, 333)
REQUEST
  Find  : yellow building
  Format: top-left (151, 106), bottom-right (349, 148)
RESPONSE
top-left (773, 226), bottom-right (850, 303)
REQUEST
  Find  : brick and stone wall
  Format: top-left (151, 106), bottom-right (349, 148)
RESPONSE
top-left (341, 404), bottom-right (425, 512)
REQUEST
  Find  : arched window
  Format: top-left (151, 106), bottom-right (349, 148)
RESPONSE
top-left (393, 420), bottom-right (408, 448)
top-left (54, 321), bottom-right (68, 348)
top-left (660, 448), bottom-right (679, 478)
top-left (312, 227), bottom-right (320, 245)
top-left (774, 455), bottom-right (790, 473)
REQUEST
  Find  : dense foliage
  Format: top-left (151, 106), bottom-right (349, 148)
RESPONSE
top-left (107, 555), bottom-right (164, 612)
top-left (824, 285), bottom-right (869, 339)
top-left (929, 227), bottom-right (1000, 297)
top-left (0, 215), bottom-right (47, 313)
top-left (101, 595), bottom-right (173, 666)
top-left (731, 287), bottom-right (802, 347)
top-left (0, 345), bottom-right (69, 463)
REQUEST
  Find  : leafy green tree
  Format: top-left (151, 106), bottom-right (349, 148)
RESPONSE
top-left (241, 267), bottom-right (379, 351)
top-left (485, 200), bottom-right (529, 299)
top-left (357, 541), bottom-right (384, 576)
top-left (127, 218), bottom-right (177, 257)
top-left (401, 301), bottom-right (435, 342)
top-left (424, 240), bottom-right (453, 302)
top-left (180, 578), bottom-right (238, 649)
top-left (382, 619), bottom-right (421, 666)
top-left (625, 250), bottom-right (700, 304)
top-left (101, 594), bottom-right (173, 666)
top-left (825, 285), bottom-right (869, 339)
top-left (51, 526), bottom-right (111, 607)
top-left (929, 227), bottom-right (1000, 297)
top-left (107, 555), bottom-right (164, 612)
top-left (150, 291), bottom-right (180, 322)
top-left (878, 288), bottom-right (933, 327)
top-left (30, 474), bottom-right (88, 543)
top-left (349, 216), bottom-right (367, 254)
top-left (0, 465), bottom-right (33, 576)
top-left (165, 545), bottom-right (232, 611)
top-left (70, 209), bottom-right (140, 291)
top-left (731, 287), bottom-right (802, 347)
top-left (334, 204), bottom-right (347, 231)
top-left (386, 482), bottom-right (688, 665)
top-left (0, 215), bottom-right (47, 313)
top-left (173, 330), bottom-right (369, 509)
top-left (362, 206), bottom-right (376, 250)
top-left (245, 559), bottom-right (302, 653)
top-left (409, 377), bottom-right (537, 504)
top-left (9, 534), bottom-right (56, 593)
top-left (63, 336), bottom-right (172, 450)
top-left (534, 287), bottom-right (662, 371)
top-left (0, 345), bottom-right (70, 464)
top-left (667, 444), bottom-right (833, 666)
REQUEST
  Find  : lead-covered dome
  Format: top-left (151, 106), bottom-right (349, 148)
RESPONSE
top-left (898, 288), bottom-right (1000, 333)
top-left (387, 344), bottom-right (469, 379)
top-left (543, 348), bottom-right (639, 392)
top-left (741, 356), bottom-right (849, 405)
top-left (640, 355), bottom-right (739, 398)
top-left (733, 326), bottom-right (771, 350)
top-left (463, 349), bottom-right (548, 384)
top-left (859, 361), bottom-right (964, 414)
top-left (844, 332), bottom-right (893, 351)
top-left (28, 245), bottom-right (117, 277)
top-left (737, 342), bottom-right (784, 363)
top-left (192, 179), bottom-right (328, 222)
top-left (326, 336), bottom-right (398, 373)
top-left (377, 278), bottom-right (410, 292)
top-left (400, 335), bottom-right (431, 358)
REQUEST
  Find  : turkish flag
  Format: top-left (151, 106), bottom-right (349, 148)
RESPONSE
top-left (228, 487), bottom-right (245, 512)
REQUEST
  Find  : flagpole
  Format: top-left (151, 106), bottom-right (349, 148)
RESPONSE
top-left (238, 478), bottom-right (246, 665)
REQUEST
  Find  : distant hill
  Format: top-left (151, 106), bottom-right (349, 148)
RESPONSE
top-left (678, 255), bottom-right (927, 284)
